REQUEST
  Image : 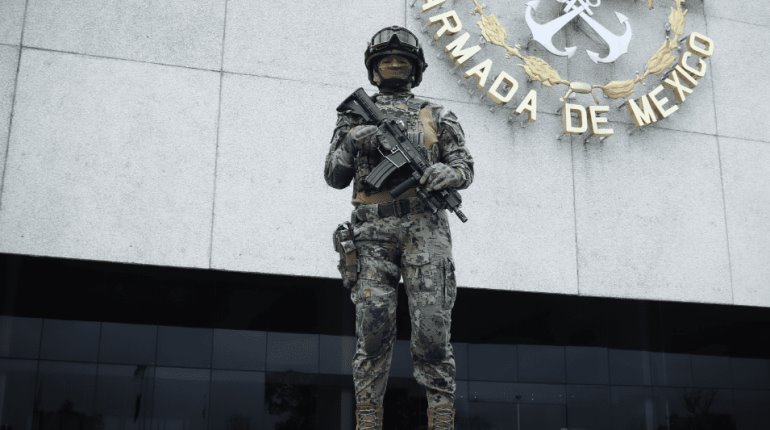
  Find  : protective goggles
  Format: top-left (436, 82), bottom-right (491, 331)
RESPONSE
top-left (370, 27), bottom-right (419, 50)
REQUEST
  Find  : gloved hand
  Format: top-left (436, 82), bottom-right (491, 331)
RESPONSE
top-left (337, 125), bottom-right (380, 168)
top-left (343, 125), bottom-right (380, 154)
top-left (419, 163), bottom-right (464, 191)
top-left (348, 125), bottom-right (378, 143)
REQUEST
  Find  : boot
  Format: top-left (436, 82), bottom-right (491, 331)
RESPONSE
top-left (355, 403), bottom-right (383, 430)
top-left (427, 403), bottom-right (455, 430)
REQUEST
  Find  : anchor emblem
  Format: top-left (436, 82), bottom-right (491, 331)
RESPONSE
top-left (525, 0), bottom-right (632, 63)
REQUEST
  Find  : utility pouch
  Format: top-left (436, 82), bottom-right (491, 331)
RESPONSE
top-left (333, 222), bottom-right (358, 289)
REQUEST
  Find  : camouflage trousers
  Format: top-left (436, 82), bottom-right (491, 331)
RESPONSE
top-left (350, 202), bottom-right (457, 408)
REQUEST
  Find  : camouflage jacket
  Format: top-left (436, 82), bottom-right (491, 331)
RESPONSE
top-left (324, 91), bottom-right (474, 205)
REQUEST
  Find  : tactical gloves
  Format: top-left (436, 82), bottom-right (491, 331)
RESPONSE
top-left (420, 163), bottom-right (464, 191)
top-left (348, 125), bottom-right (379, 142)
top-left (343, 126), bottom-right (465, 192)
top-left (337, 125), bottom-right (378, 167)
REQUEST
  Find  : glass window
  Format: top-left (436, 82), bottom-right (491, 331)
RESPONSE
top-left (35, 361), bottom-right (98, 428)
top-left (265, 372), bottom-right (320, 429)
top-left (40, 319), bottom-right (100, 362)
top-left (610, 386), bottom-right (656, 430)
top-left (374, 377), bottom-right (424, 428)
top-left (5, 253), bottom-right (770, 430)
top-left (157, 326), bottom-right (213, 368)
top-left (567, 385), bottom-right (611, 430)
top-left (312, 376), bottom-right (353, 428)
top-left (266, 332), bottom-right (319, 373)
top-left (0, 358), bottom-right (37, 430)
top-left (733, 390), bottom-right (770, 430)
top-left (518, 344), bottom-right (565, 383)
top-left (465, 401), bottom-right (517, 429)
top-left (656, 387), bottom-right (736, 430)
top-left (520, 403), bottom-right (566, 430)
top-left (336, 385), bottom-right (355, 430)
top-left (455, 380), bottom-right (470, 417)
top-left (99, 322), bottom-right (157, 365)
top-left (512, 382), bottom-right (566, 406)
top-left (95, 364), bottom-right (155, 430)
top-left (609, 349), bottom-right (652, 385)
top-left (465, 382), bottom-right (566, 430)
top-left (731, 357), bottom-right (770, 389)
top-left (468, 380), bottom-right (517, 403)
top-left (319, 334), bottom-right (355, 375)
top-left (213, 328), bottom-right (267, 371)
top-left (0, 316), bottom-right (42, 359)
top-left (566, 346), bottom-right (609, 384)
top-left (651, 352), bottom-right (693, 387)
top-left (468, 344), bottom-right (516, 382)
top-left (389, 339), bottom-right (413, 378)
top-left (691, 354), bottom-right (731, 388)
top-left (703, 388), bottom-right (737, 424)
top-left (653, 387), bottom-right (691, 430)
top-left (152, 367), bottom-right (210, 430)
top-left (210, 370), bottom-right (265, 430)
top-left (453, 342), bottom-right (469, 380)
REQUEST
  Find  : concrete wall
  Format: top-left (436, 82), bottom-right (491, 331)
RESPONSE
top-left (0, 0), bottom-right (767, 308)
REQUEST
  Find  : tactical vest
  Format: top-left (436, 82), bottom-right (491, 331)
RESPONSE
top-left (353, 95), bottom-right (439, 204)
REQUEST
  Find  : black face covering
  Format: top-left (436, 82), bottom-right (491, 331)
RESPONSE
top-left (375, 76), bottom-right (412, 93)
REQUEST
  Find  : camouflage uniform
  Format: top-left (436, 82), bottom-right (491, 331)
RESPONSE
top-left (325, 91), bottom-right (474, 409)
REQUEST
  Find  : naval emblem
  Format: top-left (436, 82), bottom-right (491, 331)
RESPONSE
top-left (525, 0), bottom-right (632, 63)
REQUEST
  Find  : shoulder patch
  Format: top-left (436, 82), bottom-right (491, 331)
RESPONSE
top-left (438, 109), bottom-right (465, 145)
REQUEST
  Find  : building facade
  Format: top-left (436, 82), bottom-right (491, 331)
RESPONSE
top-left (1, 0), bottom-right (769, 428)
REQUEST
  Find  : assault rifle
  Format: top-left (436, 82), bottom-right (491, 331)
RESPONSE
top-left (337, 88), bottom-right (468, 222)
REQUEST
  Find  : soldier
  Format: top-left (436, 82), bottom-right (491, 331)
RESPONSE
top-left (325, 26), bottom-right (474, 430)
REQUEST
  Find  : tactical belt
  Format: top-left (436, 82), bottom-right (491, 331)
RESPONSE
top-left (353, 197), bottom-right (428, 222)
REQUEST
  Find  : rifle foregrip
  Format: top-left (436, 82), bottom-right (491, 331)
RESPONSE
top-left (390, 177), bottom-right (419, 198)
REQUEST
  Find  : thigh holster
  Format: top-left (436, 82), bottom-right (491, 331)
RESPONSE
top-left (333, 222), bottom-right (358, 289)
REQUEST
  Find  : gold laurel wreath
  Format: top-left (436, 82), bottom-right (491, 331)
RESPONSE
top-left (470, 0), bottom-right (687, 101)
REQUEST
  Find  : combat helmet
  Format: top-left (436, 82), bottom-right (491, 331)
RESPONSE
top-left (365, 26), bottom-right (428, 88)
